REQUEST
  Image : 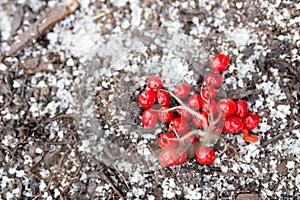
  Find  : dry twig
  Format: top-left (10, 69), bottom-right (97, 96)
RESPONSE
top-left (93, 8), bottom-right (114, 21)
top-left (261, 124), bottom-right (300, 147)
top-left (7, 0), bottom-right (79, 57)
top-left (32, 179), bottom-right (54, 200)
top-left (98, 170), bottom-right (125, 198)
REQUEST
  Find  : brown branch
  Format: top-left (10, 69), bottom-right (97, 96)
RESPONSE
top-left (32, 179), bottom-right (54, 200)
top-left (7, 0), bottom-right (79, 57)
top-left (217, 137), bottom-right (239, 159)
top-left (98, 170), bottom-right (125, 198)
top-left (93, 8), bottom-right (114, 21)
top-left (112, 164), bottom-right (130, 191)
top-left (261, 124), bottom-right (300, 147)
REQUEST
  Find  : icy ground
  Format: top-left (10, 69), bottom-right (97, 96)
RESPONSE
top-left (0, 0), bottom-right (299, 199)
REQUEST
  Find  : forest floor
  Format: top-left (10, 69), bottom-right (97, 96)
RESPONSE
top-left (0, 0), bottom-right (299, 199)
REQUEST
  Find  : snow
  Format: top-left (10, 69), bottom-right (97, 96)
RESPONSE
top-left (12, 80), bottom-right (21, 88)
top-left (162, 178), bottom-right (181, 199)
top-left (0, 0), bottom-right (298, 199)
top-left (286, 161), bottom-right (295, 169)
top-left (0, 63), bottom-right (7, 71)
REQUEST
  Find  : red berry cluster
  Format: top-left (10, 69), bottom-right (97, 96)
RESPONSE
top-left (138, 54), bottom-right (260, 167)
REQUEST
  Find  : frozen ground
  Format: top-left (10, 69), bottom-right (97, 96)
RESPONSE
top-left (0, 0), bottom-right (299, 199)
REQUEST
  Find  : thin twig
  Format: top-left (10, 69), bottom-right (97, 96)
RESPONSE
top-left (0, 187), bottom-right (9, 195)
top-left (93, 8), bottom-right (114, 21)
top-left (217, 137), bottom-right (238, 158)
top-left (32, 179), bottom-right (54, 200)
top-left (98, 170), bottom-right (124, 198)
top-left (161, 89), bottom-right (208, 129)
top-left (112, 164), bottom-right (130, 190)
top-left (7, 0), bottom-right (79, 57)
top-left (261, 124), bottom-right (300, 147)
top-left (16, 178), bottom-right (23, 199)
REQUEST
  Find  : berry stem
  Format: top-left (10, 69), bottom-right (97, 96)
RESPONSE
top-left (178, 129), bottom-right (204, 143)
top-left (200, 84), bottom-right (208, 103)
top-left (160, 89), bottom-right (208, 129)
top-left (162, 106), bottom-right (182, 112)
top-left (217, 137), bottom-right (239, 158)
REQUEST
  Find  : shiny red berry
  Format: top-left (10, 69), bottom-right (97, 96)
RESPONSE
top-left (217, 98), bottom-right (237, 117)
top-left (158, 133), bottom-right (177, 148)
top-left (147, 76), bottom-right (163, 90)
top-left (141, 108), bottom-right (158, 128)
top-left (243, 113), bottom-right (260, 130)
top-left (195, 146), bottom-right (216, 165)
top-left (174, 83), bottom-right (190, 99)
top-left (210, 54), bottom-right (230, 72)
top-left (204, 72), bottom-right (223, 87)
top-left (159, 145), bottom-right (178, 167)
top-left (177, 107), bottom-right (193, 121)
top-left (235, 100), bottom-right (249, 119)
top-left (169, 118), bottom-right (190, 135)
top-left (158, 106), bottom-right (174, 122)
top-left (223, 116), bottom-right (243, 133)
top-left (192, 112), bottom-right (208, 128)
top-left (201, 86), bottom-right (217, 101)
top-left (157, 90), bottom-right (170, 107)
top-left (138, 90), bottom-right (157, 108)
top-left (176, 151), bottom-right (188, 165)
top-left (202, 100), bottom-right (217, 115)
top-left (187, 94), bottom-right (203, 110)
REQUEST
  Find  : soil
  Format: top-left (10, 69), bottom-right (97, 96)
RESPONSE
top-left (0, 0), bottom-right (299, 199)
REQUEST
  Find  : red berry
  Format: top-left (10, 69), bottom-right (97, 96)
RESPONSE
top-left (158, 106), bottom-right (174, 122)
top-left (187, 94), bottom-right (203, 110)
top-left (138, 90), bottom-right (157, 108)
top-left (243, 113), bottom-right (260, 130)
top-left (174, 83), bottom-right (190, 99)
top-left (176, 151), bottom-right (188, 165)
top-left (177, 107), bottom-right (193, 121)
top-left (223, 116), bottom-right (243, 133)
top-left (169, 118), bottom-right (190, 135)
top-left (147, 76), bottom-right (163, 90)
top-left (210, 54), bottom-right (230, 72)
top-left (235, 100), bottom-right (249, 119)
top-left (217, 98), bottom-right (237, 117)
top-left (158, 133), bottom-right (177, 148)
top-left (157, 90), bottom-right (170, 107)
top-left (141, 108), bottom-right (158, 128)
top-left (192, 112), bottom-right (208, 128)
top-left (201, 86), bottom-right (217, 101)
top-left (202, 100), bottom-right (217, 115)
top-left (204, 72), bottom-right (223, 87)
top-left (195, 146), bottom-right (216, 165)
top-left (159, 145), bottom-right (178, 167)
